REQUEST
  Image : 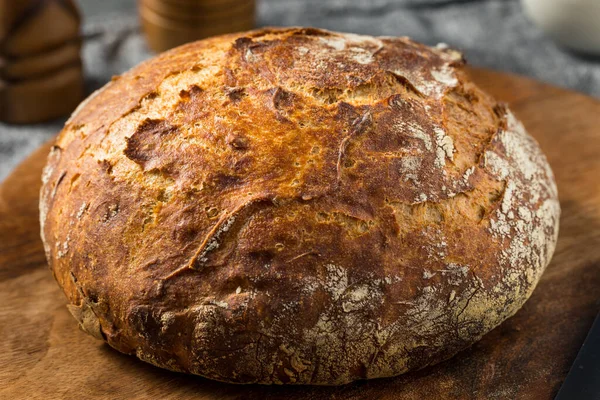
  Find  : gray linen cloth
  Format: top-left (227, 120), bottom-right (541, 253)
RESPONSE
top-left (1, 0), bottom-right (599, 182)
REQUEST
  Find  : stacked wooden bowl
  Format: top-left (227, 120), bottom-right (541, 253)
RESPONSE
top-left (139, 0), bottom-right (256, 53)
top-left (0, 0), bottom-right (84, 124)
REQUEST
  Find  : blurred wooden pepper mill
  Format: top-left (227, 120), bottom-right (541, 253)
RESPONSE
top-left (139, 0), bottom-right (256, 53)
top-left (0, 0), bottom-right (84, 124)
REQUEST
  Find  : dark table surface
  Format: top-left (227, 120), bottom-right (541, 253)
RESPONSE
top-left (2, 0), bottom-right (600, 182)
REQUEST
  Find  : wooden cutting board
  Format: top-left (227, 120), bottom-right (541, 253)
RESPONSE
top-left (1, 67), bottom-right (599, 400)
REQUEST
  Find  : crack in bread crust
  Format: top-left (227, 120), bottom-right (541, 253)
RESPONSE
top-left (40, 27), bottom-right (560, 385)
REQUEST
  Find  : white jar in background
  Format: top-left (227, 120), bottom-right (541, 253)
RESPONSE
top-left (522, 0), bottom-right (600, 55)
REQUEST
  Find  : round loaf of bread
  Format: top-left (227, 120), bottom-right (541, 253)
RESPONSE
top-left (40, 27), bottom-right (560, 385)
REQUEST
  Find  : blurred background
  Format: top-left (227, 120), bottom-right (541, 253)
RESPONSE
top-left (1, 0), bottom-right (600, 182)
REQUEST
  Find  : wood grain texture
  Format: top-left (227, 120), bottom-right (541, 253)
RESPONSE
top-left (0, 67), bottom-right (599, 399)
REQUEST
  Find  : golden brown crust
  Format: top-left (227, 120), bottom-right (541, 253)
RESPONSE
top-left (39, 27), bottom-right (560, 385)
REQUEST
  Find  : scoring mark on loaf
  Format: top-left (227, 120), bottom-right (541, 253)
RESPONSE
top-left (164, 197), bottom-right (277, 280)
top-left (336, 109), bottom-right (373, 181)
top-left (193, 214), bottom-right (237, 266)
top-left (124, 118), bottom-right (179, 170)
